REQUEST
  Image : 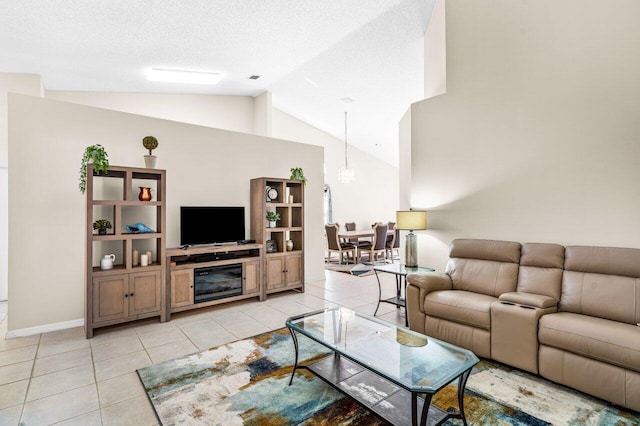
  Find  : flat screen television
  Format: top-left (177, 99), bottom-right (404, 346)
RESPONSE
top-left (180, 206), bottom-right (245, 246)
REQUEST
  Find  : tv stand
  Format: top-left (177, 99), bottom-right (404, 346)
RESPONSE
top-left (165, 243), bottom-right (264, 320)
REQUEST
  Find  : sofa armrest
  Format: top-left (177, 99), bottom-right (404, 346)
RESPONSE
top-left (407, 272), bottom-right (452, 293)
top-left (499, 292), bottom-right (557, 309)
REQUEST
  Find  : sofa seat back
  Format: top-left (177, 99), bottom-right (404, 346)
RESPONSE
top-left (516, 243), bottom-right (564, 301)
top-left (560, 246), bottom-right (640, 325)
top-left (445, 239), bottom-right (521, 297)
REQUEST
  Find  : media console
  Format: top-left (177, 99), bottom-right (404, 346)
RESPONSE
top-left (165, 243), bottom-right (264, 320)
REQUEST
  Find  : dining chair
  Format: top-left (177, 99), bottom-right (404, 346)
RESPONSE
top-left (358, 223), bottom-right (388, 264)
top-left (325, 223), bottom-right (356, 264)
top-left (386, 222), bottom-right (400, 263)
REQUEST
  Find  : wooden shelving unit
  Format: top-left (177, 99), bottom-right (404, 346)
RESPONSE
top-left (85, 165), bottom-right (166, 338)
top-left (250, 177), bottom-right (304, 295)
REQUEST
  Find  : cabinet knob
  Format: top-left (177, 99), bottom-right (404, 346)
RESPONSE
top-left (124, 294), bottom-right (128, 298)
top-left (130, 293), bottom-right (135, 297)
top-left (190, 285), bottom-right (193, 288)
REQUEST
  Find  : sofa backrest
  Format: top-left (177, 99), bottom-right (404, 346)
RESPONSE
top-left (517, 243), bottom-right (565, 301)
top-left (445, 239), bottom-right (521, 297)
top-left (560, 245), bottom-right (640, 325)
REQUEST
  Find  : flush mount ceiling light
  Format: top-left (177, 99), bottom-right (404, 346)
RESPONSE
top-left (147, 68), bottom-right (222, 85)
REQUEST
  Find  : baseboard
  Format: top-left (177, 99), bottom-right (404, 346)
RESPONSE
top-left (6, 318), bottom-right (84, 338)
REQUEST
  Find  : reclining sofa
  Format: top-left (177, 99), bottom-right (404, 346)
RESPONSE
top-left (406, 239), bottom-right (640, 411)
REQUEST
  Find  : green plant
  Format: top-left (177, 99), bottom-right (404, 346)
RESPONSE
top-left (266, 211), bottom-right (280, 222)
top-left (142, 136), bottom-right (158, 155)
top-left (79, 144), bottom-right (109, 194)
top-left (290, 167), bottom-right (307, 185)
top-left (93, 219), bottom-right (112, 234)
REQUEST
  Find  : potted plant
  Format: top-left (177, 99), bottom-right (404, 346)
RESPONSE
top-left (290, 167), bottom-right (307, 185)
top-left (266, 211), bottom-right (280, 228)
top-left (93, 219), bottom-right (112, 235)
top-left (142, 136), bottom-right (159, 168)
top-left (79, 144), bottom-right (109, 194)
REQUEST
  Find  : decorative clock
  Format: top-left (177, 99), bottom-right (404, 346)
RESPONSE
top-left (266, 186), bottom-right (278, 202)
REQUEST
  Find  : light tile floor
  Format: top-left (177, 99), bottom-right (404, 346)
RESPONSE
top-left (0, 270), bottom-right (405, 425)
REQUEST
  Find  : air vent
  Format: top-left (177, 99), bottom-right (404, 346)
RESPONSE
top-left (249, 75), bottom-right (261, 80)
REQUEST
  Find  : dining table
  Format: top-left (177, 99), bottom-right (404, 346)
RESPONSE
top-left (337, 228), bottom-right (394, 240)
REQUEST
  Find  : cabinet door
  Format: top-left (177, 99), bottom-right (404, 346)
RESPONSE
top-left (243, 261), bottom-right (260, 294)
top-left (266, 257), bottom-right (285, 290)
top-left (129, 271), bottom-right (162, 316)
top-left (285, 254), bottom-right (303, 287)
top-left (93, 275), bottom-right (129, 323)
top-left (171, 269), bottom-right (194, 308)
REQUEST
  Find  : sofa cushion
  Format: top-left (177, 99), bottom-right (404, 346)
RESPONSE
top-left (560, 271), bottom-right (640, 325)
top-left (424, 290), bottom-right (496, 330)
top-left (539, 312), bottom-right (640, 373)
top-left (565, 245), bottom-right (640, 278)
top-left (446, 258), bottom-right (519, 297)
top-left (517, 243), bottom-right (564, 300)
top-left (449, 239), bottom-right (521, 263)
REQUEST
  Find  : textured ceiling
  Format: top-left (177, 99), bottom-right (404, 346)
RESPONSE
top-left (0, 0), bottom-right (434, 166)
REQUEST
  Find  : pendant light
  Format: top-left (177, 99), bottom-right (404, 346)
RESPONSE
top-left (338, 112), bottom-right (355, 183)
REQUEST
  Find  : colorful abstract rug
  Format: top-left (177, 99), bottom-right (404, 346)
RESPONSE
top-left (137, 328), bottom-right (639, 425)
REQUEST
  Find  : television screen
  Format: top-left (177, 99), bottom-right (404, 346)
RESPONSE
top-left (180, 206), bottom-right (245, 246)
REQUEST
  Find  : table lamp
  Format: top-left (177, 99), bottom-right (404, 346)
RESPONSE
top-left (396, 210), bottom-right (428, 267)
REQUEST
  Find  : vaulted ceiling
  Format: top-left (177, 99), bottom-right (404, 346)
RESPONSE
top-left (0, 0), bottom-right (434, 166)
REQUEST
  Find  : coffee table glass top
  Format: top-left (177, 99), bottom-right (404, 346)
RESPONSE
top-left (286, 307), bottom-right (479, 393)
top-left (373, 264), bottom-right (435, 275)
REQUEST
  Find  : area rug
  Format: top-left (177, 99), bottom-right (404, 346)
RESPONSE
top-left (137, 328), bottom-right (639, 425)
top-left (324, 261), bottom-right (376, 277)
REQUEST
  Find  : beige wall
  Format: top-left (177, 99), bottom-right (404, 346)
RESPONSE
top-left (272, 109), bottom-right (399, 229)
top-left (45, 91), bottom-right (255, 135)
top-left (0, 74), bottom-right (43, 302)
top-left (409, 0), bottom-right (640, 270)
top-left (8, 94), bottom-right (324, 332)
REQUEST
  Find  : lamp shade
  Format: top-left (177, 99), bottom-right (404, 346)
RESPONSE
top-left (396, 210), bottom-right (427, 231)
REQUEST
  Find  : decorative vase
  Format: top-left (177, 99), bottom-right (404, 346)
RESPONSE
top-left (98, 229), bottom-right (107, 235)
top-left (268, 221), bottom-right (276, 228)
top-left (144, 155), bottom-right (157, 169)
top-left (286, 240), bottom-right (294, 251)
top-left (138, 187), bottom-right (153, 201)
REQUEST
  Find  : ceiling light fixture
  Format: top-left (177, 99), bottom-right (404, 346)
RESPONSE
top-left (147, 68), bottom-right (222, 85)
top-left (338, 112), bottom-right (355, 183)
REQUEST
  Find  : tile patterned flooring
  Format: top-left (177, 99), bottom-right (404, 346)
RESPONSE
top-left (0, 270), bottom-right (405, 425)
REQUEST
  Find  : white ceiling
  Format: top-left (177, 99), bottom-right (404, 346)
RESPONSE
top-left (0, 0), bottom-right (434, 166)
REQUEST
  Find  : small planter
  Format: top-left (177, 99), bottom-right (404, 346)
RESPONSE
top-left (144, 155), bottom-right (157, 169)
top-left (268, 221), bottom-right (276, 228)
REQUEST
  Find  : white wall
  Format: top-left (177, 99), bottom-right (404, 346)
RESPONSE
top-left (272, 108), bottom-right (399, 229)
top-left (45, 91), bottom-right (255, 135)
top-left (8, 94), bottom-right (324, 332)
top-left (408, 0), bottom-right (640, 270)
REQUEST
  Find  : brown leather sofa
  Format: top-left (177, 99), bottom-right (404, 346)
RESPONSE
top-left (406, 239), bottom-right (640, 412)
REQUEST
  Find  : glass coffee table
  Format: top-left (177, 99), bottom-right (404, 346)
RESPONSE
top-left (374, 264), bottom-right (435, 326)
top-left (287, 307), bottom-right (479, 426)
